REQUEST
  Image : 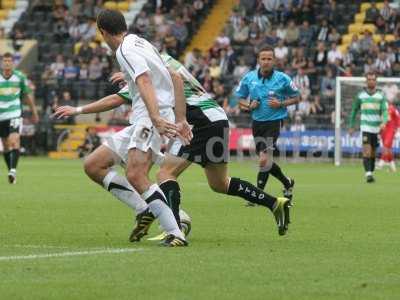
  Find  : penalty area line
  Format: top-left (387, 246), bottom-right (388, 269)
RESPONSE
top-left (0, 248), bottom-right (144, 262)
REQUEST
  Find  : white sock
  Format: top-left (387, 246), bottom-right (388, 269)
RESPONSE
top-left (389, 161), bottom-right (397, 171)
top-left (142, 184), bottom-right (184, 239)
top-left (103, 169), bottom-right (148, 214)
top-left (365, 171), bottom-right (372, 177)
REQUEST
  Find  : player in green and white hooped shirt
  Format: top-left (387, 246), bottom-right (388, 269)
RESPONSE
top-left (349, 72), bottom-right (388, 183)
top-left (0, 52), bottom-right (39, 184)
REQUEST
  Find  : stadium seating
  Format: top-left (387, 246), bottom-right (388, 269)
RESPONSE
top-left (360, 2), bottom-right (385, 12)
top-left (0, 0), bottom-right (27, 34)
top-left (185, 0), bottom-right (236, 54)
top-left (340, 2), bottom-right (396, 58)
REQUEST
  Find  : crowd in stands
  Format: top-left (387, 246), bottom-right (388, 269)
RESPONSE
top-left (183, 0), bottom-right (400, 129)
top-left (6, 0), bottom-right (213, 125)
top-left (4, 0), bottom-right (400, 130)
top-left (131, 0), bottom-right (214, 58)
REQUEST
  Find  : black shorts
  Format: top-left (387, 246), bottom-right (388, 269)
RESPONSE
top-left (362, 132), bottom-right (379, 148)
top-left (252, 119), bottom-right (282, 154)
top-left (171, 120), bottom-right (229, 167)
top-left (0, 118), bottom-right (22, 138)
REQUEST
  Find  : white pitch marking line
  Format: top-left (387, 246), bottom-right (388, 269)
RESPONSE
top-left (0, 248), bottom-right (144, 261)
top-left (3, 244), bottom-right (70, 249)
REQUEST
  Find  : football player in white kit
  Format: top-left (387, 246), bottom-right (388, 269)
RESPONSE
top-left (90, 9), bottom-right (189, 246)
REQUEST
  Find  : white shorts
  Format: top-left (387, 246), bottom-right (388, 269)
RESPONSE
top-left (103, 109), bottom-right (174, 165)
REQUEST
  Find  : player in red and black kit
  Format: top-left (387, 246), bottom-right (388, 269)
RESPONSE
top-left (377, 100), bottom-right (400, 171)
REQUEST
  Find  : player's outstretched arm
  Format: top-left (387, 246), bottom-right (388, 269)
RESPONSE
top-left (53, 94), bottom-right (125, 119)
top-left (167, 68), bottom-right (192, 145)
top-left (136, 72), bottom-right (178, 139)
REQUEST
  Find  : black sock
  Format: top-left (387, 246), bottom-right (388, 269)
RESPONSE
top-left (3, 151), bottom-right (11, 170)
top-left (371, 157), bottom-right (376, 172)
top-left (227, 177), bottom-right (277, 211)
top-left (270, 162), bottom-right (290, 187)
top-left (160, 180), bottom-right (181, 226)
top-left (363, 157), bottom-right (369, 172)
top-left (257, 171), bottom-right (269, 190)
top-left (9, 149), bottom-right (20, 170)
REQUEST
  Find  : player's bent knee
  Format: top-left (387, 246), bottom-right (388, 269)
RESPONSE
top-left (126, 168), bottom-right (145, 187)
top-left (83, 157), bottom-right (97, 178)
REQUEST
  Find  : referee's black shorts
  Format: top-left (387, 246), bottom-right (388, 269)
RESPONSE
top-left (252, 119), bottom-right (282, 154)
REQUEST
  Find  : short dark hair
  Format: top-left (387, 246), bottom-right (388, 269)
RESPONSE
top-left (366, 71), bottom-right (377, 79)
top-left (2, 52), bottom-right (13, 59)
top-left (257, 45), bottom-right (275, 57)
top-left (97, 9), bottom-right (127, 35)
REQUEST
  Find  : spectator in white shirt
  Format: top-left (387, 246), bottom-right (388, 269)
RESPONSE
top-left (274, 39), bottom-right (289, 61)
top-left (184, 48), bottom-right (202, 70)
top-left (380, 0), bottom-right (393, 21)
top-left (327, 27), bottom-right (341, 44)
top-left (317, 19), bottom-right (329, 42)
top-left (230, 9), bottom-right (242, 31)
top-left (364, 56), bottom-right (376, 74)
top-left (293, 67), bottom-right (311, 101)
top-left (262, 0), bottom-right (281, 12)
top-left (252, 11), bottom-right (270, 32)
top-left (215, 28), bottom-right (231, 49)
top-left (233, 18), bottom-right (249, 44)
top-left (374, 51), bottom-right (392, 76)
top-left (386, 46), bottom-right (396, 64)
top-left (233, 57), bottom-right (250, 82)
top-left (327, 42), bottom-right (343, 64)
top-left (349, 34), bottom-right (361, 55)
top-left (276, 22), bottom-right (287, 40)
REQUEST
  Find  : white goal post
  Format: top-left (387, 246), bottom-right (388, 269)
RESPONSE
top-left (335, 76), bottom-right (400, 166)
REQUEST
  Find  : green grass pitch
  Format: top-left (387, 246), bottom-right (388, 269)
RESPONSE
top-left (1, 157), bottom-right (399, 300)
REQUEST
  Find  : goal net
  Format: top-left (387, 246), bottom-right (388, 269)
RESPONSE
top-left (334, 76), bottom-right (400, 166)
